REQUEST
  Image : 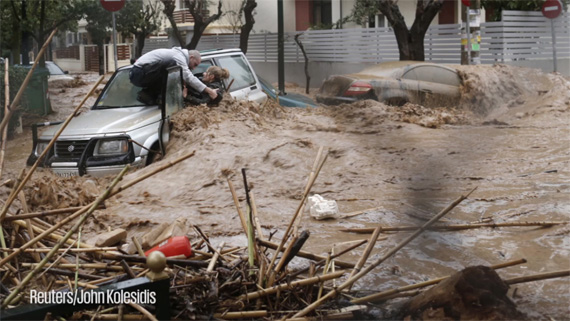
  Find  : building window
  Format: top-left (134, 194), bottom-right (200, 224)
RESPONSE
top-left (313, 0), bottom-right (332, 26)
top-left (368, 14), bottom-right (385, 28)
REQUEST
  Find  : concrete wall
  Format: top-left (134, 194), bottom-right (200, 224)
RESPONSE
top-left (252, 58), bottom-right (570, 89)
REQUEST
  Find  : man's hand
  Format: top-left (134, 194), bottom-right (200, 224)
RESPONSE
top-left (206, 87), bottom-right (218, 100)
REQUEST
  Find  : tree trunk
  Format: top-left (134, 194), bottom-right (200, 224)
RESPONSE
top-left (21, 0), bottom-right (31, 65)
top-left (379, 0), bottom-right (444, 62)
top-left (186, 0), bottom-right (222, 50)
top-left (239, 0), bottom-right (257, 54)
top-left (135, 34), bottom-right (146, 59)
top-left (161, 0), bottom-right (185, 47)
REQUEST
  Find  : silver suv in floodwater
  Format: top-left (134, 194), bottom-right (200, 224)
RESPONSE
top-left (28, 49), bottom-right (266, 177)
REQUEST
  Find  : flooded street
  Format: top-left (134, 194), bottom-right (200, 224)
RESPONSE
top-left (4, 65), bottom-right (569, 319)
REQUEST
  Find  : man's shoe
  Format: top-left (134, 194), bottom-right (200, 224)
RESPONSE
top-left (137, 90), bottom-right (156, 105)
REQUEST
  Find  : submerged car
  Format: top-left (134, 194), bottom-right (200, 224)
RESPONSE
top-left (46, 61), bottom-right (75, 87)
top-left (28, 49), bottom-right (266, 177)
top-left (257, 76), bottom-right (318, 108)
top-left (316, 61), bottom-right (462, 107)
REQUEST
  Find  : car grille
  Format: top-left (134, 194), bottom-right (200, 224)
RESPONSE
top-left (55, 140), bottom-right (89, 159)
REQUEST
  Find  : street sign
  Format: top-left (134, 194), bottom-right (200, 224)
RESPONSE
top-left (542, 0), bottom-right (562, 19)
top-left (100, 0), bottom-right (125, 12)
top-left (461, 0), bottom-right (471, 7)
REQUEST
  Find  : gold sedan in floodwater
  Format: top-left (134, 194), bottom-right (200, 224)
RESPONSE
top-left (316, 61), bottom-right (462, 107)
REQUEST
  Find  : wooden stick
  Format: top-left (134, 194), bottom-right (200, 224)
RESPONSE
top-left (11, 219), bottom-right (92, 249)
top-left (131, 236), bottom-right (145, 257)
top-left (0, 247), bottom-right (118, 253)
top-left (257, 238), bottom-right (355, 269)
top-left (340, 221), bottom-right (569, 233)
top-left (240, 270), bottom-right (345, 301)
top-left (0, 73), bottom-right (105, 223)
top-left (293, 146), bottom-right (323, 236)
top-left (351, 258), bottom-right (528, 304)
top-left (22, 263), bottom-right (126, 271)
top-left (275, 234), bottom-right (299, 273)
top-left (267, 151), bottom-right (328, 281)
top-left (0, 58), bottom-right (9, 179)
top-left (2, 166), bottom-right (128, 307)
top-left (506, 269), bottom-right (569, 285)
top-left (277, 230), bottom-right (310, 273)
top-left (227, 177), bottom-right (248, 234)
top-left (54, 280), bottom-right (98, 290)
top-left (127, 302), bottom-right (158, 321)
top-left (281, 239), bottom-right (368, 282)
top-left (3, 205), bottom-right (106, 222)
top-left (84, 314), bottom-right (148, 320)
top-left (346, 226), bottom-right (381, 291)
top-left (340, 206), bottom-right (384, 219)
top-left (0, 150), bottom-right (196, 268)
top-left (207, 241), bottom-right (225, 272)
top-left (250, 192), bottom-right (265, 241)
top-left (213, 310), bottom-right (267, 319)
top-left (293, 187), bottom-right (476, 317)
top-left (0, 28), bottom-right (57, 136)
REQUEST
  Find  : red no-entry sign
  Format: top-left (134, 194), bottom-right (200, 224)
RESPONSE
top-left (461, 0), bottom-right (471, 7)
top-left (542, 0), bottom-right (562, 19)
top-left (100, 0), bottom-right (125, 12)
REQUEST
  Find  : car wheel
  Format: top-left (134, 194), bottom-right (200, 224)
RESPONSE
top-left (385, 97), bottom-right (408, 107)
top-left (146, 142), bottom-right (163, 165)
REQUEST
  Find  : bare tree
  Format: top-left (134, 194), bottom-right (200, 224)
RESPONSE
top-left (185, 0), bottom-right (223, 50)
top-left (239, 0), bottom-right (256, 54)
top-left (350, 0), bottom-right (445, 61)
top-left (160, 0), bottom-right (185, 47)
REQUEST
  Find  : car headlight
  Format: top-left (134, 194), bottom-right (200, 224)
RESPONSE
top-left (35, 141), bottom-right (50, 156)
top-left (94, 139), bottom-right (128, 156)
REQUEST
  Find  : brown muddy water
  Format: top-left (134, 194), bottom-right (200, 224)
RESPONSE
top-left (3, 65), bottom-right (569, 320)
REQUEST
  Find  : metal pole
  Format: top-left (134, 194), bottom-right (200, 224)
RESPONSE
top-left (551, 18), bottom-right (558, 72)
top-left (466, 6), bottom-right (471, 65)
top-left (277, 0), bottom-right (285, 94)
top-left (112, 11), bottom-right (118, 71)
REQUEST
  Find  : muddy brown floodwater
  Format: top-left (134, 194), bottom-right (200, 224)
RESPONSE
top-left (3, 64), bottom-right (569, 320)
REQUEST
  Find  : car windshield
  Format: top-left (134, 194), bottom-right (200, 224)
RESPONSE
top-left (95, 69), bottom-right (142, 108)
top-left (217, 55), bottom-right (256, 91)
top-left (46, 62), bottom-right (65, 75)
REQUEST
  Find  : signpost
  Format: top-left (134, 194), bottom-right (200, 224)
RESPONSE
top-left (542, 0), bottom-right (562, 72)
top-left (100, 0), bottom-right (126, 71)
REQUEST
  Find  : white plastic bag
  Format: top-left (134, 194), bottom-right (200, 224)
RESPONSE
top-left (306, 194), bottom-right (339, 220)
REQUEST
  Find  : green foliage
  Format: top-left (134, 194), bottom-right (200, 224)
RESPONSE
top-left (348, 0), bottom-right (381, 26)
top-left (116, 0), bottom-right (163, 38)
top-left (84, 2), bottom-right (112, 46)
top-left (0, 65), bottom-right (35, 135)
top-left (0, 0), bottom-right (88, 48)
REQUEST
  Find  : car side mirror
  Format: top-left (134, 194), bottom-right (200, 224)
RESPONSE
top-left (64, 71), bottom-right (69, 74)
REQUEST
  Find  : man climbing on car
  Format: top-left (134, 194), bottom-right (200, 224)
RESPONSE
top-left (129, 47), bottom-right (218, 105)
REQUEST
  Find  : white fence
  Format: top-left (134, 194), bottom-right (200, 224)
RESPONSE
top-left (480, 10), bottom-right (570, 63)
top-left (140, 9), bottom-right (569, 77)
top-left (193, 24), bottom-right (462, 64)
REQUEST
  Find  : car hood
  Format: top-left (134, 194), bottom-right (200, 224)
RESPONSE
top-left (40, 107), bottom-right (161, 139)
top-left (279, 93), bottom-right (318, 107)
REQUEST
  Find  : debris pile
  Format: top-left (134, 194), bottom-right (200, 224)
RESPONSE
top-left (0, 145), bottom-right (568, 320)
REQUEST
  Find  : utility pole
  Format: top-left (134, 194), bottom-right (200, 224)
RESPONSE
top-left (461, 0), bottom-right (481, 65)
top-left (471, 0), bottom-right (481, 65)
top-left (277, 0), bottom-right (285, 94)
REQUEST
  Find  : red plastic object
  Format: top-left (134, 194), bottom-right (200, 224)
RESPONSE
top-left (145, 236), bottom-right (193, 258)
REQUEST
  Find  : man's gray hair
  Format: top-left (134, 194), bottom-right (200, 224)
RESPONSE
top-left (188, 50), bottom-right (201, 61)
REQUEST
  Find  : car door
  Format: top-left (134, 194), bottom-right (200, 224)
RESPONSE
top-left (158, 66), bottom-right (184, 155)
